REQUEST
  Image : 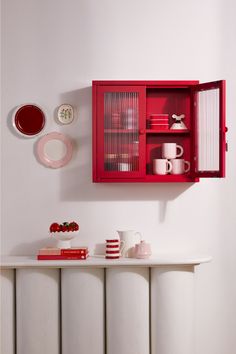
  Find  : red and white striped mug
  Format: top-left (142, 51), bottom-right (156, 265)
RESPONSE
top-left (105, 239), bottom-right (124, 259)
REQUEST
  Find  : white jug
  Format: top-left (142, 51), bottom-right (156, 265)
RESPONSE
top-left (117, 230), bottom-right (142, 258)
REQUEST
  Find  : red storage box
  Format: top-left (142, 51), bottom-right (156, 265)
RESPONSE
top-left (150, 124), bottom-right (169, 130)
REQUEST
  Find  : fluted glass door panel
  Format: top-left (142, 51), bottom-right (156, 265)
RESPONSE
top-left (197, 88), bottom-right (220, 172)
top-left (97, 86), bottom-right (146, 179)
top-left (193, 80), bottom-right (225, 178)
top-left (104, 92), bottom-right (139, 172)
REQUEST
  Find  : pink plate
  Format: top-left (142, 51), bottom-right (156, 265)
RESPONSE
top-left (37, 132), bottom-right (73, 168)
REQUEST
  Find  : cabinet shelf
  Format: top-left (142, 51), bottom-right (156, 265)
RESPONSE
top-left (96, 175), bottom-right (199, 183)
top-left (145, 174), bottom-right (199, 183)
top-left (104, 129), bottom-right (190, 134)
top-left (104, 129), bottom-right (138, 134)
top-left (145, 129), bottom-right (190, 134)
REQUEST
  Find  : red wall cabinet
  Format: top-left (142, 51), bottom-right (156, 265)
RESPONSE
top-left (92, 80), bottom-right (227, 183)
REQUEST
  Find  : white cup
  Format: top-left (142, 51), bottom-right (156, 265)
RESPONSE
top-left (153, 159), bottom-right (172, 175)
top-left (170, 159), bottom-right (190, 174)
top-left (117, 230), bottom-right (141, 258)
top-left (162, 143), bottom-right (184, 159)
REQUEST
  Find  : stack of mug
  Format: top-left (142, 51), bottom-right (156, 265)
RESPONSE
top-left (153, 143), bottom-right (190, 175)
top-left (105, 239), bottom-right (121, 259)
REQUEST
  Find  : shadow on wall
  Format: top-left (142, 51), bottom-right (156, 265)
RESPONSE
top-left (59, 86), bottom-right (195, 204)
top-left (10, 237), bottom-right (55, 256)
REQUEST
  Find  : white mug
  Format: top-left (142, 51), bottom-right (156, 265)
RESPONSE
top-left (153, 159), bottom-right (172, 175)
top-left (162, 143), bottom-right (184, 159)
top-left (117, 230), bottom-right (141, 258)
top-left (170, 159), bottom-right (190, 174)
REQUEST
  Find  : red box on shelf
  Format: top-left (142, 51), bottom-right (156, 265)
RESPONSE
top-left (150, 124), bottom-right (169, 130)
top-left (149, 113), bottom-right (169, 120)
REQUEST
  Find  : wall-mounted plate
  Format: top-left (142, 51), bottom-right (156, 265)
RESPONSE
top-left (57, 104), bottom-right (74, 124)
top-left (13, 104), bottom-right (46, 137)
top-left (36, 132), bottom-right (73, 168)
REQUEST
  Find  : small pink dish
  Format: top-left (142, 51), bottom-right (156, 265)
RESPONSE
top-left (36, 132), bottom-right (73, 168)
top-left (135, 240), bottom-right (152, 259)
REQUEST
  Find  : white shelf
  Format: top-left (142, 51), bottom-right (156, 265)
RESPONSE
top-left (0, 254), bottom-right (212, 269)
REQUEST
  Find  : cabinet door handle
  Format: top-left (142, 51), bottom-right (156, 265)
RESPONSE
top-left (139, 129), bottom-right (145, 135)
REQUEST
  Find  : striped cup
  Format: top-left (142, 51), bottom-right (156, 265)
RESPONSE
top-left (105, 239), bottom-right (121, 259)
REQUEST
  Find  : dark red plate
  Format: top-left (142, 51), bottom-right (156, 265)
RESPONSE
top-left (13, 104), bottom-right (46, 136)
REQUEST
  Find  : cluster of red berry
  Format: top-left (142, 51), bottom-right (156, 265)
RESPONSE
top-left (50, 222), bottom-right (79, 233)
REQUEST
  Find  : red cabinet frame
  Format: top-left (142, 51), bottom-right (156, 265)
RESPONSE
top-left (93, 80), bottom-right (226, 183)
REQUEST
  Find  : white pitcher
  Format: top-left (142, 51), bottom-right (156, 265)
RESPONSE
top-left (117, 230), bottom-right (142, 258)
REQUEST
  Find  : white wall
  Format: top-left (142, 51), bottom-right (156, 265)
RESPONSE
top-left (1, 0), bottom-right (236, 353)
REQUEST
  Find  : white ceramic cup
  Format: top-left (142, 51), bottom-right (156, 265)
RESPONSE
top-left (117, 230), bottom-right (141, 258)
top-left (153, 159), bottom-right (172, 175)
top-left (162, 143), bottom-right (184, 159)
top-left (170, 159), bottom-right (190, 174)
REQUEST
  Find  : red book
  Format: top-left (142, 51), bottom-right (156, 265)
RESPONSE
top-left (61, 248), bottom-right (88, 256)
top-left (37, 254), bottom-right (88, 260)
top-left (38, 247), bottom-right (88, 256)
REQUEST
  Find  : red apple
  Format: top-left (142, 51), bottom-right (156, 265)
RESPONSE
top-left (49, 223), bottom-right (60, 233)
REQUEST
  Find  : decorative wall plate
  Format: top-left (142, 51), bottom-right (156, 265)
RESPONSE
top-left (57, 104), bottom-right (74, 124)
top-left (13, 104), bottom-right (46, 137)
top-left (36, 132), bottom-right (73, 168)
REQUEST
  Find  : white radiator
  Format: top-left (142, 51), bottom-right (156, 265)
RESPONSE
top-left (1, 263), bottom-right (198, 354)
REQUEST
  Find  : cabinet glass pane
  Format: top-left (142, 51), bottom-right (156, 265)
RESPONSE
top-left (104, 92), bottom-right (139, 172)
top-left (198, 88), bottom-right (220, 172)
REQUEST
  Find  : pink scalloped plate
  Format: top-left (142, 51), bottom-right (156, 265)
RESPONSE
top-left (37, 132), bottom-right (73, 168)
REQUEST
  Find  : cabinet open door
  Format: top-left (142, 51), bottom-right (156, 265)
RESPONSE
top-left (192, 80), bottom-right (226, 178)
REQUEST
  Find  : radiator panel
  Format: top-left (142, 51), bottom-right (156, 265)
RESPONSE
top-left (16, 269), bottom-right (60, 354)
top-left (61, 268), bottom-right (105, 354)
top-left (0, 269), bottom-right (15, 354)
top-left (151, 266), bottom-right (194, 354)
top-left (106, 267), bottom-right (149, 354)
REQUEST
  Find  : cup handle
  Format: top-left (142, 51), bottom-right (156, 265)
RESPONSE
top-left (184, 161), bottom-right (190, 173)
top-left (120, 240), bottom-right (125, 255)
top-left (166, 160), bottom-right (172, 173)
top-left (135, 232), bottom-right (142, 242)
top-left (176, 145), bottom-right (184, 158)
